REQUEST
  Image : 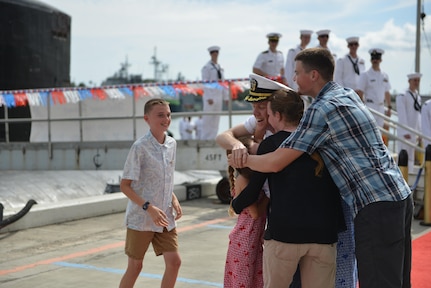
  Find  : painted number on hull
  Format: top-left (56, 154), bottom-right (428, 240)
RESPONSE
top-left (205, 154), bottom-right (222, 162)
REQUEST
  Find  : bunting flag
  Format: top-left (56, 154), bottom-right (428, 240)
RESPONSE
top-left (0, 79), bottom-right (249, 108)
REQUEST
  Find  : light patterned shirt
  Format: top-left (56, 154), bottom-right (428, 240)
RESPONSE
top-left (122, 131), bottom-right (176, 232)
top-left (281, 82), bottom-right (411, 216)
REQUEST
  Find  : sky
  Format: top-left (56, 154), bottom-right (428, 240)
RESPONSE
top-left (41, 0), bottom-right (431, 95)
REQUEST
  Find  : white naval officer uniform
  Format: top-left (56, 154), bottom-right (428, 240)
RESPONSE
top-left (315, 29), bottom-right (337, 60)
top-left (284, 30), bottom-right (314, 108)
top-left (334, 54), bottom-right (365, 90)
top-left (396, 86), bottom-right (422, 170)
top-left (334, 36), bottom-right (365, 91)
top-left (179, 117), bottom-right (194, 140)
top-left (253, 50), bottom-right (284, 78)
top-left (285, 45), bottom-right (302, 90)
top-left (358, 69), bottom-right (391, 127)
top-left (201, 46), bottom-right (227, 140)
top-left (284, 30), bottom-right (313, 89)
top-left (358, 49), bottom-right (391, 128)
top-left (334, 55), bottom-right (366, 90)
top-left (422, 99), bottom-right (431, 149)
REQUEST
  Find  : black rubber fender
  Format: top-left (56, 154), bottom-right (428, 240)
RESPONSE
top-left (216, 177), bottom-right (231, 204)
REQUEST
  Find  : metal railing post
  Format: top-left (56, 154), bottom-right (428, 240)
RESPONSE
top-left (420, 145), bottom-right (431, 226)
top-left (4, 105), bottom-right (9, 143)
top-left (228, 81), bottom-right (232, 129)
top-left (398, 149), bottom-right (409, 181)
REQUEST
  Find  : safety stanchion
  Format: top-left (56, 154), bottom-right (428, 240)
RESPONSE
top-left (398, 149), bottom-right (409, 182)
top-left (420, 145), bottom-right (431, 226)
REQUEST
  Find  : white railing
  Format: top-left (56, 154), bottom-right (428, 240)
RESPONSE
top-left (369, 107), bottom-right (431, 156)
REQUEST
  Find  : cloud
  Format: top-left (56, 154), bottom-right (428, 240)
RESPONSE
top-left (42, 0), bottom-right (430, 94)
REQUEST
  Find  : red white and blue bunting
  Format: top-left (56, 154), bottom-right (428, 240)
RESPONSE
top-left (0, 79), bottom-right (250, 108)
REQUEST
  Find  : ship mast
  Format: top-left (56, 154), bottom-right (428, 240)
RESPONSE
top-left (415, 0), bottom-right (421, 74)
top-left (149, 47), bottom-right (169, 82)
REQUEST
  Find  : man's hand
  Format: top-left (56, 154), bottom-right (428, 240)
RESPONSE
top-left (228, 151), bottom-right (248, 168)
top-left (229, 142), bottom-right (248, 168)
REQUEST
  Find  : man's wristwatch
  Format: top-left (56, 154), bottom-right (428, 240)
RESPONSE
top-left (142, 201), bottom-right (150, 211)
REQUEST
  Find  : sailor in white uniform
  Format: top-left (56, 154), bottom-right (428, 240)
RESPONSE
top-left (253, 33), bottom-right (285, 83)
top-left (357, 48), bottom-right (392, 128)
top-left (284, 29), bottom-right (313, 90)
top-left (179, 116), bottom-right (194, 140)
top-left (397, 73), bottom-right (423, 170)
top-left (316, 29), bottom-right (337, 60)
top-left (422, 98), bottom-right (431, 149)
top-left (194, 116), bottom-right (203, 140)
top-left (334, 36), bottom-right (366, 94)
top-left (201, 45), bottom-right (227, 140)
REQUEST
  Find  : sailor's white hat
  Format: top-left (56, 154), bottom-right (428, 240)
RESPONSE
top-left (316, 29), bottom-right (331, 36)
top-left (300, 30), bottom-right (313, 36)
top-left (407, 72), bottom-right (422, 80)
top-left (346, 36), bottom-right (359, 43)
top-left (245, 73), bottom-right (292, 102)
top-left (207, 46), bottom-right (220, 53)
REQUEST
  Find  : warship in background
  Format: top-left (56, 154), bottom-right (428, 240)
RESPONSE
top-left (100, 48), bottom-right (251, 113)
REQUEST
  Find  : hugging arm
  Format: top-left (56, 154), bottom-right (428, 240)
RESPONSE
top-left (232, 169), bottom-right (268, 214)
top-left (233, 147), bottom-right (304, 172)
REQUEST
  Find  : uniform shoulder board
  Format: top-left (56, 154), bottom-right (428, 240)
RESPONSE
top-left (262, 50), bottom-right (269, 54)
top-left (288, 48), bottom-right (295, 52)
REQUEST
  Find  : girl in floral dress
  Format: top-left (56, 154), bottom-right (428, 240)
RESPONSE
top-left (224, 138), bottom-right (269, 288)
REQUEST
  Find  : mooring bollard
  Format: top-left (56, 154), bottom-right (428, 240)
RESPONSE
top-left (420, 145), bottom-right (431, 226)
top-left (398, 149), bottom-right (409, 182)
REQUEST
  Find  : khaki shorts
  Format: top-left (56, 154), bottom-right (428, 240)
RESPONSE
top-left (125, 227), bottom-right (178, 259)
top-left (263, 239), bottom-right (336, 288)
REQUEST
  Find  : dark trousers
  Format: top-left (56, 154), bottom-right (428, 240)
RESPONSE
top-left (354, 195), bottom-right (413, 288)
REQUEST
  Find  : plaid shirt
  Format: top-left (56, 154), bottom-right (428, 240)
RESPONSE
top-left (281, 81), bottom-right (411, 216)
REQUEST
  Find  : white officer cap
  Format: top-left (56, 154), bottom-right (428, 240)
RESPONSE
top-left (346, 36), bottom-right (359, 43)
top-left (300, 30), bottom-right (313, 36)
top-left (266, 32), bottom-right (282, 41)
top-left (207, 46), bottom-right (220, 53)
top-left (316, 29), bottom-right (331, 36)
top-left (245, 73), bottom-right (292, 102)
top-left (368, 48), bottom-right (384, 60)
top-left (407, 72), bottom-right (422, 80)
top-left (368, 48), bottom-right (385, 55)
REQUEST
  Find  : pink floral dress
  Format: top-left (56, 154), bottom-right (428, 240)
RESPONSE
top-left (224, 190), bottom-right (266, 288)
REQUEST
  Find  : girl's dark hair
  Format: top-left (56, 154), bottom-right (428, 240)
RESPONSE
top-left (269, 89), bottom-right (324, 176)
top-left (268, 89), bottom-right (304, 125)
top-left (227, 137), bottom-right (254, 216)
top-left (227, 136), bottom-right (254, 190)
